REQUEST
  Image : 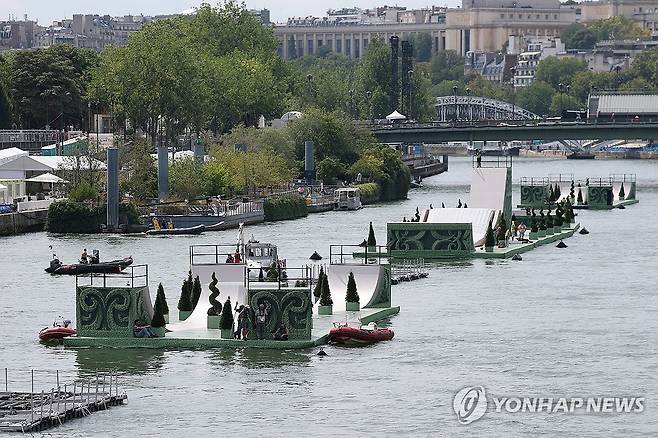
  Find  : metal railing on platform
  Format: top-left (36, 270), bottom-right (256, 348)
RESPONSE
top-left (75, 264), bottom-right (148, 289)
top-left (246, 266), bottom-right (312, 291)
top-left (472, 155), bottom-right (513, 169)
top-left (520, 176), bottom-right (549, 186)
top-left (548, 173), bottom-right (575, 183)
top-left (0, 368), bottom-right (126, 433)
top-left (610, 173), bottom-right (636, 183)
top-left (330, 244), bottom-right (389, 265)
top-left (190, 244), bottom-right (243, 266)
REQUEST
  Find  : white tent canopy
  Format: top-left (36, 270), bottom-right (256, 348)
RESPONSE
top-left (386, 110), bottom-right (407, 121)
top-left (25, 173), bottom-right (68, 184)
top-left (0, 183), bottom-right (7, 191)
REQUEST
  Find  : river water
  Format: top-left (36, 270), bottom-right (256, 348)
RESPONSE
top-left (1, 157), bottom-right (658, 436)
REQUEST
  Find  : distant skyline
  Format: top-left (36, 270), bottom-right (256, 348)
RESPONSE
top-left (4, 0), bottom-right (461, 24)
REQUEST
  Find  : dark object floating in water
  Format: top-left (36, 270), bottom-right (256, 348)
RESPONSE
top-left (145, 224), bottom-right (205, 236)
top-left (358, 239), bottom-right (368, 247)
top-left (556, 241), bottom-right (568, 248)
top-left (317, 348), bottom-right (328, 356)
top-left (512, 254), bottom-right (522, 261)
top-left (617, 204), bottom-right (626, 210)
top-left (310, 251), bottom-right (322, 261)
top-left (45, 257), bottom-right (133, 275)
top-left (579, 228), bottom-right (590, 235)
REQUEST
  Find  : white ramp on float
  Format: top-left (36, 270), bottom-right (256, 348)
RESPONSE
top-left (324, 264), bottom-right (385, 313)
top-left (470, 167), bottom-right (507, 211)
top-left (167, 264), bottom-right (247, 332)
top-left (424, 208), bottom-right (496, 247)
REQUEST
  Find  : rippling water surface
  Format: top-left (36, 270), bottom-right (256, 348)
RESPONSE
top-left (1, 157), bottom-right (658, 436)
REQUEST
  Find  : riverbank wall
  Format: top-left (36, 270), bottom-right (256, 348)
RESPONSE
top-left (0, 209), bottom-right (47, 236)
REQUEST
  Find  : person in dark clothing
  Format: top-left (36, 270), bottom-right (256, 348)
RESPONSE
top-left (273, 323), bottom-right (289, 341)
top-left (255, 304), bottom-right (268, 340)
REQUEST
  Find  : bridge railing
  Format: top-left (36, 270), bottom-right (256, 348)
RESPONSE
top-left (472, 155), bottom-right (512, 169)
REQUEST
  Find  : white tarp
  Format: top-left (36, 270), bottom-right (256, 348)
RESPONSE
top-left (469, 168), bottom-right (507, 211)
top-left (386, 110), bottom-right (407, 121)
top-left (424, 207), bottom-right (496, 247)
top-left (25, 172), bottom-right (68, 184)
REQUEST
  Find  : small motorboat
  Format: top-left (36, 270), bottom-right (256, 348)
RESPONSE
top-left (145, 224), bottom-right (205, 236)
top-left (329, 323), bottom-right (394, 346)
top-left (45, 256), bottom-right (133, 275)
top-left (39, 321), bottom-right (76, 342)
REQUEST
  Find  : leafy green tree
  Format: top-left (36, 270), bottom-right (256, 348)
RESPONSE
top-left (119, 140), bottom-right (157, 201)
top-left (0, 77), bottom-right (11, 128)
top-left (589, 16), bottom-right (650, 41)
top-left (466, 76), bottom-right (512, 101)
top-left (9, 45), bottom-right (98, 129)
top-left (410, 32), bottom-right (433, 62)
top-left (355, 39), bottom-right (392, 114)
top-left (430, 50), bottom-right (465, 84)
top-left (561, 24), bottom-right (596, 50)
top-left (516, 81), bottom-right (555, 117)
top-left (431, 80), bottom-right (464, 97)
top-left (632, 47), bottom-right (658, 87)
top-left (288, 108), bottom-right (373, 164)
top-left (535, 57), bottom-right (587, 89)
top-left (316, 157), bottom-right (347, 184)
top-left (550, 93), bottom-right (582, 116)
top-left (170, 157), bottom-right (205, 200)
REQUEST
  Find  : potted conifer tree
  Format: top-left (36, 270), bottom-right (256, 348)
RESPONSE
top-left (191, 275), bottom-right (202, 308)
top-left (177, 277), bottom-right (193, 321)
top-left (577, 187), bottom-right (584, 205)
top-left (220, 297), bottom-right (234, 339)
top-left (155, 283), bottom-right (169, 323)
top-left (345, 272), bottom-right (360, 311)
top-left (207, 272), bottom-right (222, 329)
top-left (545, 209), bottom-right (554, 235)
top-left (313, 266), bottom-right (325, 303)
top-left (151, 284), bottom-right (167, 337)
top-left (318, 274), bottom-right (333, 315)
top-left (366, 221), bottom-right (377, 255)
top-left (619, 182), bottom-right (625, 201)
top-left (529, 218), bottom-right (539, 240)
top-left (485, 218), bottom-right (495, 252)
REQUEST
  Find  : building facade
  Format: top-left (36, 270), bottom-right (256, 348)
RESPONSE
top-left (581, 0), bottom-right (658, 32)
top-left (274, 6), bottom-right (447, 59)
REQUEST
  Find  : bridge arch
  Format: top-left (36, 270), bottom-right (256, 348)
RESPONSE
top-left (435, 96), bottom-right (539, 122)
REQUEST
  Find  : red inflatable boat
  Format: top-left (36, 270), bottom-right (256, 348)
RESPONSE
top-left (39, 322), bottom-right (76, 342)
top-left (329, 324), bottom-right (394, 346)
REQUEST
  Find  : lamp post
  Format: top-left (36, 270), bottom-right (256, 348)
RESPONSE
top-left (465, 88), bottom-right (471, 122)
top-left (349, 89), bottom-right (354, 119)
top-left (452, 85), bottom-right (458, 122)
top-left (407, 70), bottom-right (413, 120)
top-left (510, 67), bottom-right (516, 120)
top-left (366, 91), bottom-right (372, 121)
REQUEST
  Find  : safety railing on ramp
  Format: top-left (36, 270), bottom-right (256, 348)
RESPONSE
top-left (75, 264), bottom-right (148, 289)
top-left (330, 244), bottom-right (389, 265)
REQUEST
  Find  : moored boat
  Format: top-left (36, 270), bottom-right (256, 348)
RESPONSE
top-left (329, 324), bottom-right (394, 346)
top-left (145, 224), bottom-right (205, 236)
top-left (39, 321), bottom-right (76, 342)
top-left (45, 256), bottom-right (133, 275)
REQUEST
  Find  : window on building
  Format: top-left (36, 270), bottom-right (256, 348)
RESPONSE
top-left (336, 39), bottom-right (342, 53)
top-left (554, 14), bottom-right (558, 20)
top-left (501, 13), bottom-right (505, 19)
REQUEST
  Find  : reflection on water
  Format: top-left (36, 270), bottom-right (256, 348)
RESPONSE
top-left (74, 348), bottom-right (166, 376)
